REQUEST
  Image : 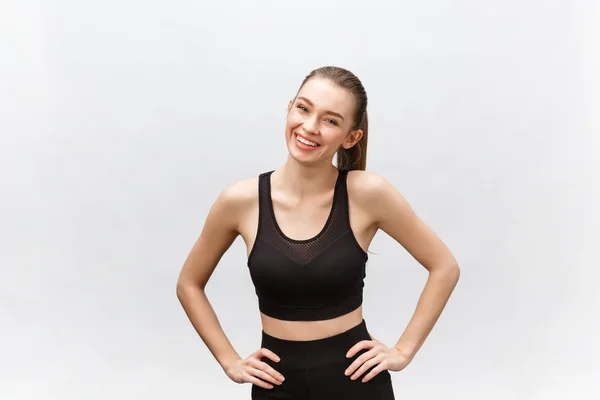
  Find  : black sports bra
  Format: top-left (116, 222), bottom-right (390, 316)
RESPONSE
top-left (247, 169), bottom-right (368, 321)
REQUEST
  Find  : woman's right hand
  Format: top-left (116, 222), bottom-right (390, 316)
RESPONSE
top-left (224, 348), bottom-right (285, 389)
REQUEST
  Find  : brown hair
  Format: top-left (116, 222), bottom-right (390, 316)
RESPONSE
top-left (296, 66), bottom-right (368, 171)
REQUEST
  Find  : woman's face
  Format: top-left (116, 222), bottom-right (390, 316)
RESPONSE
top-left (285, 78), bottom-right (362, 166)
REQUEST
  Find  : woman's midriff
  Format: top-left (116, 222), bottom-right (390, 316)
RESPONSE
top-left (260, 306), bottom-right (364, 341)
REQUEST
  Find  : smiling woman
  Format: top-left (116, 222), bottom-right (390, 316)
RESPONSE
top-left (285, 70), bottom-right (369, 171)
top-left (176, 66), bottom-right (460, 400)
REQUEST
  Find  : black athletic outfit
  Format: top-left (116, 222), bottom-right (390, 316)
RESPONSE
top-left (247, 169), bottom-right (395, 399)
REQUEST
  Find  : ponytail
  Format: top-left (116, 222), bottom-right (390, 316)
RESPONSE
top-left (336, 110), bottom-right (368, 171)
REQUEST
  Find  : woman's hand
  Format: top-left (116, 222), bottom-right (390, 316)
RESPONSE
top-left (344, 336), bottom-right (412, 383)
top-left (224, 348), bottom-right (286, 389)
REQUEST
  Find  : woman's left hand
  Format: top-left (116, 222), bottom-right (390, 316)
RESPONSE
top-left (344, 336), bottom-right (412, 383)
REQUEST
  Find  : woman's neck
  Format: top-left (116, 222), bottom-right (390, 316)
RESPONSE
top-left (273, 158), bottom-right (339, 198)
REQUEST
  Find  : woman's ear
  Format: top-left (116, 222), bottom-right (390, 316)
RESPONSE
top-left (342, 129), bottom-right (364, 149)
top-left (287, 99), bottom-right (294, 112)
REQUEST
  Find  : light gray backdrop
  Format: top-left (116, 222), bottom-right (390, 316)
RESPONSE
top-left (1, 1), bottom-right (599, 399)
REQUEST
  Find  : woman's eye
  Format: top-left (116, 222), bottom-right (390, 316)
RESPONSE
top-left (297, 105), bottom-right (308, 112)
top-left (327, 119), bottom-right (338, 126)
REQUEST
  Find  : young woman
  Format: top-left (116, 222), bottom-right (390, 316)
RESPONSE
top-left (177, 66), bottom-right (460, 399)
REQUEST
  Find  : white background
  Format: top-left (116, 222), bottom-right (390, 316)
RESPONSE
top-left (1, 1), bottom-right (599, 399)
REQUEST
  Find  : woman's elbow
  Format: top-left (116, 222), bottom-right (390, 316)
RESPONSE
top-left (176, 278), bottom-right (203, 301)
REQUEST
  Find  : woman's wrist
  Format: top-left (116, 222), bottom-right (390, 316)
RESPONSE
top-left (220, 355), bottom-right (242, 373)
top-left (394, 343), bottom-right (415, 361)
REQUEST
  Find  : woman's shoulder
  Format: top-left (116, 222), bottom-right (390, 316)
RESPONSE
top-left (346, 169), bottom-right (396, 202)
top-left (216, 174), bottom-right (260, 209)
top-left (205, 174), bottom-right (261, 232)
top-left (346, 170), bottom-right (414, 229)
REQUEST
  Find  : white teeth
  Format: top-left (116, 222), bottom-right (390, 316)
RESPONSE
top-left (296, 135), bottom-right (318, 147)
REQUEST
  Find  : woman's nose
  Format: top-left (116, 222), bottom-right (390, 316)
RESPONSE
top-left (303, 116), bottom-right (319, 135)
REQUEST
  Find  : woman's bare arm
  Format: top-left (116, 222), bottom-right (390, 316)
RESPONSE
top-left (343, 171), bottom-right (460, 382)
top-left (177, 180), bottom-right (285, 389)
top-left (176, 183), bottom-right (244, 372)
top-left (368, 172), bottom-right (460, 359)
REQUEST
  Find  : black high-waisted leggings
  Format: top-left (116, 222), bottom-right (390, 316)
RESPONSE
top-left (251, 319), bottom-right (395, 400)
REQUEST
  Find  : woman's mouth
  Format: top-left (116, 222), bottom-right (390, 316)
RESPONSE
top-left (295, 133), bottom-right (320, 150)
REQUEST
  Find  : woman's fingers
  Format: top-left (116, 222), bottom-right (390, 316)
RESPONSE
top-left (244, 372), bottom-right (274, 390)
top-left (258, 347), bottom-right (281, 363)
top-left (350, 353), bottom-right (383, 381)
top-left (248, 360), bottom-right (285, 385)
top-left (346, 340), bottom-right (374, 358)
top-left (361, 362), bottom-right (386, 383)
top-left (251, 349), bottom-right (285, 381)
top-left (345, 346), bottom-right (377, 377)
top-left (227, 348), bottom-right (286, 390)
top-left (249, 367), bottom-right (283, 386)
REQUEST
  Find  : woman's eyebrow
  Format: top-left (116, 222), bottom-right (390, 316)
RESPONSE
top-left (297, 96), bottom-right (345, 121)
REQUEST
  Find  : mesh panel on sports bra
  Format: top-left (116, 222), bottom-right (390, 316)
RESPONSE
top-left (259, 169), bottom-right (352, 266)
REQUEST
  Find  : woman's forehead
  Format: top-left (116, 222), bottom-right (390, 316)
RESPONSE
top-left (297, 78), bottom-right (356, 114)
